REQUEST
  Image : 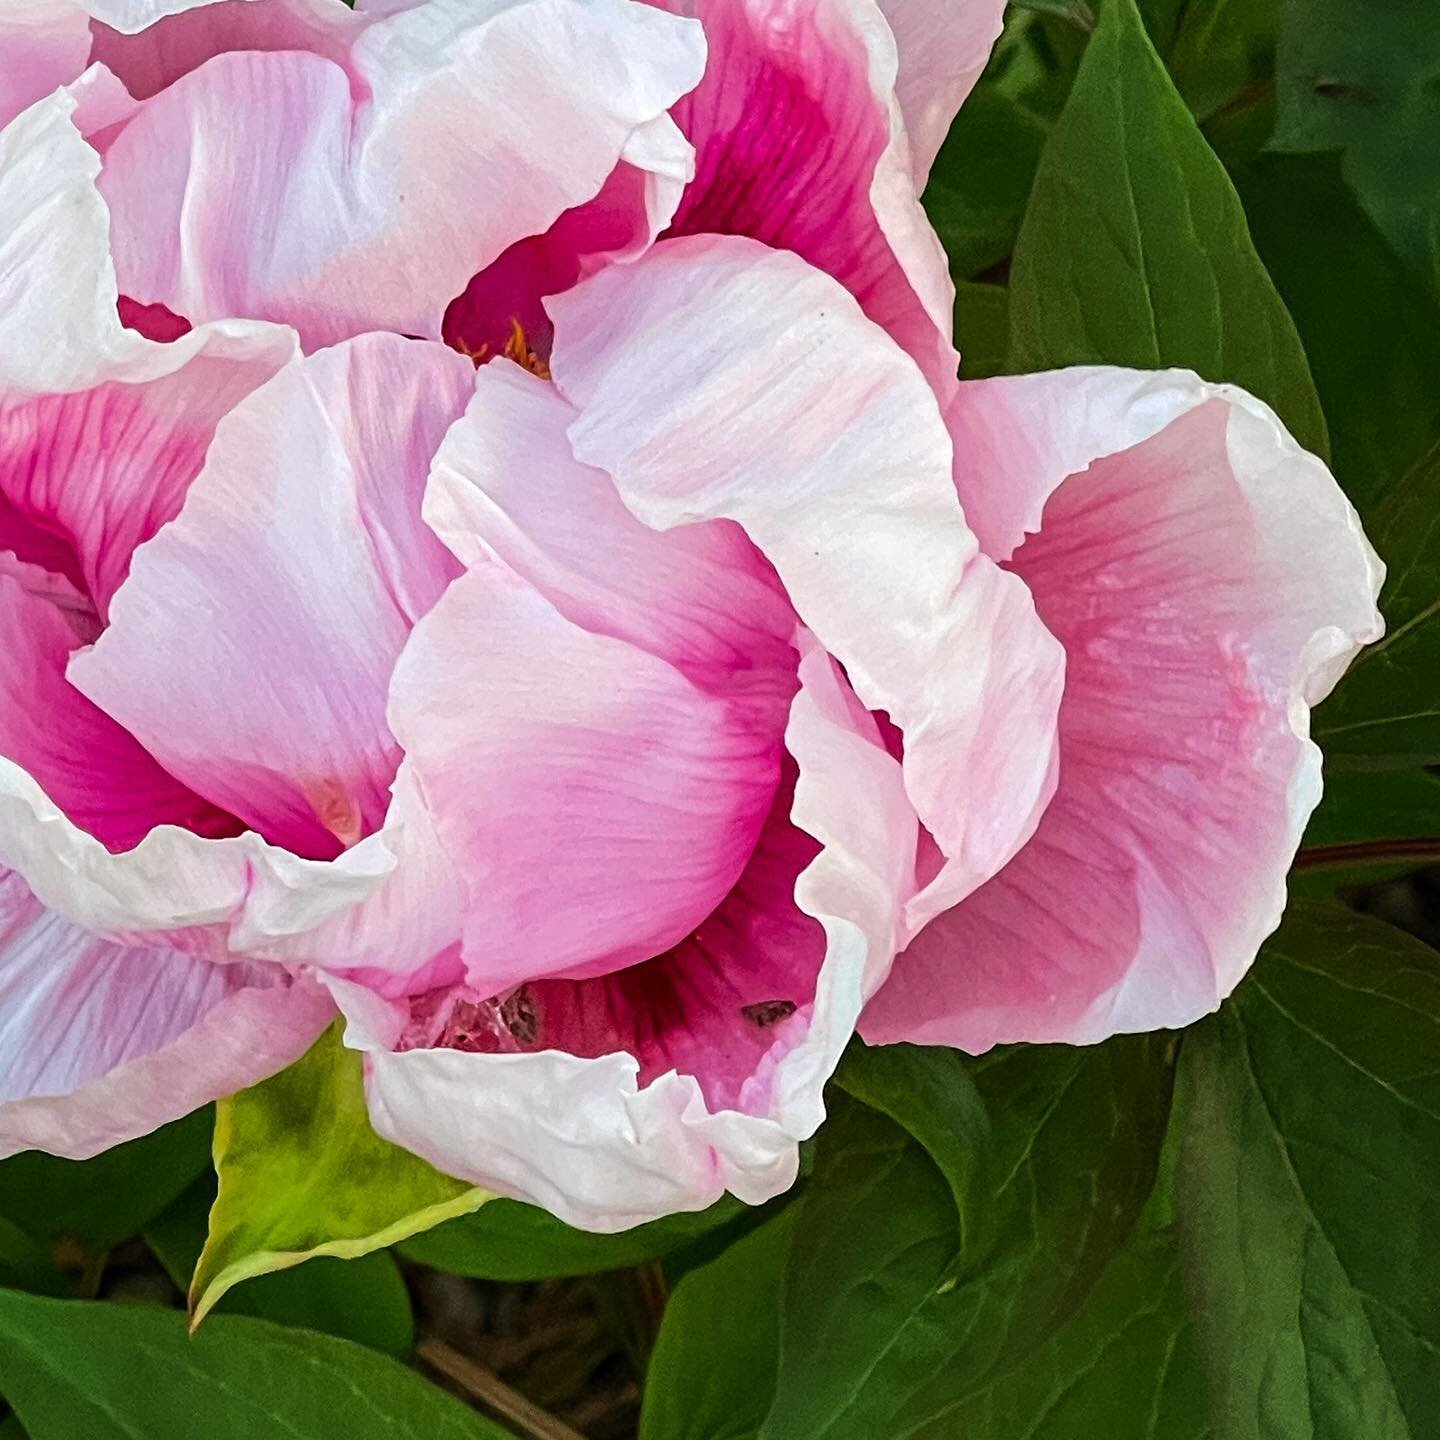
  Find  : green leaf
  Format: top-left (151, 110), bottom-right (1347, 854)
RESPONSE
top-left (1166, 0), bottom-right (1282, 120)
top-left (1229, 153), bottom-right (1440, 516)
top-left (146, 1179), bottom-right (413, 1358)
top-left (1305, 770), bottom-right (1440, 851)
top-left (935, 1227), bottom-right (1211, 1438)
top-left (0, 1108), bottom-right (211, 1262)
top-left (1175, 904), bottom-right (1440, 1438)
top-left (924, 86), bottom-right (1047, 281)
top-left (758, 1036), bottom-right (1176, 1439)
top-left (401, 1192), bottom-right (746, 1282)
top-left (1273, 0), bottom-right (1440, 296)
top-left (1313, 441), bottom-right (1440, 769)
top-left (640, 1207), bottom-right (799, 1440)
top-left (1008, 0), bottom-right (1096, 29)
top-left (1008, 0), bottom-right (1326, 458)
top-left (192, 1024), bottom-right (487, 1325)
top-left (955, 283), bottom-right (1011, 380)
top-left (0, 1290), bottom-right (506, 1439)
top-left (0, 1220), bottom-right (65, 1300)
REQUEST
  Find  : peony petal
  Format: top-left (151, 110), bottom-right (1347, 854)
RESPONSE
top-left (872, 0), bottom-right (1007, 184)
top-left (97, 0), bottom-right (705, 347)
top-left (423, 362), bottom-right (796, 691)
top-left (548, 236), bottom-right (1063, 929)
top-left (0, 2), bottom-right (93, 130)
top-left (0, 870), bottom-right (335, 1159)
top-left (442, 117), bottom-right (693, 364)
top-left (0, 341), bottom-right (292, 616)
top-left (0, 82), bottom-right (298, 395)
top-left (89, 0), bottom-right (368, 97)
top-left (862, 373), bottom-right (1384, 1050)
top-left (70, 334), bottom-right (475, 860)
top-left (333, 630), bottom-right (917, 1229)
top-left (0, 564), bottom-right (236, 851)
top-left (660, 0), bottom-right (957, 395)
top-left (387, 558), bottom-right (789, 995)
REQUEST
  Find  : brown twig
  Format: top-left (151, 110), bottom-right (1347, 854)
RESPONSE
top-left (1293, 838), bottom-right (1440, 872)
top-left (416, 1336), bottom-right (589, 1440)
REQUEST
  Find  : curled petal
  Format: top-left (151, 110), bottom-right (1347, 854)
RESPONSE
top-left (97, 0), bottom-right (706, 346)
top-left (548, 236), bottom-right (1063, 926)
top-left (389, 559), bottom-right (788, 995)
top-left (871, 0), bottom-right (1007, 184)
top-left (0, 871), bottom-right (334, 1159)
top-left (334, 633), bottom-right (916, 1229)
top-left (863, 371), bottom-right (1384, 1050)
top-left (661, 0), bottom-right (957, 395)
top-left (70, 334), bottom-right (475, 859)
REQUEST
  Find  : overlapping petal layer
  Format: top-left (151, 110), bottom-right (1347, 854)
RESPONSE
top-left (0, 870), bottom-right (333, 1158)
top-left (95, 0), bottom-right (705, 347)
top-left (863, 370), bottom-right (1385, 1050)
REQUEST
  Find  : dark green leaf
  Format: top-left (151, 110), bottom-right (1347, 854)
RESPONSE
top-left (0, 1221), bottom-right (65, 1300)
top-left (1230, 153), bottom-right (1440, 516)
top-left (0, 1290), bottom-right (505, 1439)
top-left (1167, 0), bottom-right (1282, 119)
top-left (1313, 442), bottom-right (1440, 768)
top-left (935, 1227), bottom-right (1211, 1438)
top-left (1176, 904), bottom-right (1440, 1438)
top-left (640, 1207), bottom-right (798, 1440)
top-left (146, 1179), bottom-right (413, 1357)
top-left (1305, 770), bottom-right (1440, 851)
top-left (401, 1192), bottom-right (746, 1282)
top-left (192, 1024), bottom-right (486, 1324)
top-left (1273, 0), bottom-right (1440, 295)
top-left (1008, 0), bottom-right (1326, 458)
top-left (925, 86), bottom-right (1047, 281)
top-left (956, 283), bottom-right (1011, 379)
top-left (759, 1036), bottom-right (1176, 1438)
top-left (1008, 0), bottom-right (1096, 29)
top-left (0, 1108), bottom-right (211, 1255)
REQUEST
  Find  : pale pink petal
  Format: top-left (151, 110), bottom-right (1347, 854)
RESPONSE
top-left (548, 236), bottom-right (1063, 930)
top-left (0, 83), bottom-right (297, 395)
top-left (388, 559), bottom-right (789, 996)
top-left (333, 632), bottom-right (917, 1229)
top-left (863, 373), bottom-right (1384, 1050)
top-left (89, 0), bottom-right (368, 97)
top-left (70, 335), bottom-right (474, 860)
top-left (0, 564), bottom-right (236, 851)
top-left (97, 0), bottom-right (704, 347)
top-left (422, 362), bottom-right (796, 692)
top-left (873, 0), bottom-right (1007, 184)
top-left (0, 870), bottom-right (335, 1159)
top-left (660, 0), bottom-right (956, 396)
top-left (0, 344), bottom-right (291, 615)
top-left (443, 121), bottom-right (694, 364)
top-left (0, 2), bottom-right (93, 130)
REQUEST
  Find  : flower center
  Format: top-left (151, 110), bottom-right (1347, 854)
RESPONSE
top-left (454, 317), bottom-right (551, 380)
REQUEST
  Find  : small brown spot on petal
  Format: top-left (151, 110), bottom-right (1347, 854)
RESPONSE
top-left (740, 999), bottom-right (797, 1029)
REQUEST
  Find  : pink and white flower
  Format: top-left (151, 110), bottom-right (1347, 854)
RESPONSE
top-left (0, 0), bottom-right (1380, 1226)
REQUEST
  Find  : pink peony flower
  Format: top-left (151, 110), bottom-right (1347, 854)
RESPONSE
top-left (0, 0), bottom-right (1380, 1227)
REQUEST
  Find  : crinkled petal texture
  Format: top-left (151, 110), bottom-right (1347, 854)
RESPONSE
top-left (657, 0), bottom-right (957, 398)
top-left (863, 369), bottom-right (1385, 1052)
top-left (0, 871), bottom-right (334, 1159)
top-left (0, 87), bottom-right (409, 954)
top-left (337, 238), bottom-right (1061, 1229)
top-left (93, 0), bottom-right (706, 348)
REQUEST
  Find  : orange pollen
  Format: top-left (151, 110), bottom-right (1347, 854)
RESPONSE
top-left (454, 318), bottom-right (550, 379)
top-left (502, 316), bottom-right (551, 379)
